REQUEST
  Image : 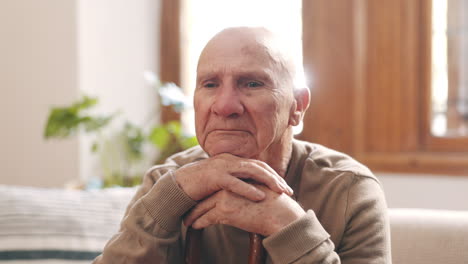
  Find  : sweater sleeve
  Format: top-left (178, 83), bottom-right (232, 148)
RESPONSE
top-left (263, 210), bottom-right (340, 263)
top-left (263, 176), bottom-right (391, 264)
top-left (93, 168), bottom-right (196, 264)
top-left (337, 176), bottom-right (392, 264)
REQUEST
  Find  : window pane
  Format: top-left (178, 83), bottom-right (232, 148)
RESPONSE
top-left (431, 0), bottom-right (468, 137)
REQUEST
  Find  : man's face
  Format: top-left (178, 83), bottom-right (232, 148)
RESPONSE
top-left (194, 31), bottom-right (296, 159)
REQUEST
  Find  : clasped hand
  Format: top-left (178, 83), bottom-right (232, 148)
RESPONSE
top-left (174, 153), bottom-right (306, 236)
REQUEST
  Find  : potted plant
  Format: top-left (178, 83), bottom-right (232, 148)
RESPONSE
top-left (44, 73), bottom-right (197, 188)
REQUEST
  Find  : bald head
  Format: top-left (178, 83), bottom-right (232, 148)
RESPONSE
top-left (197, 27), bottom-right (305, 91)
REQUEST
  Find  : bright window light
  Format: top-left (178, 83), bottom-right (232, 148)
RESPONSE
top-left (431, 0), bottom-right (449, 136)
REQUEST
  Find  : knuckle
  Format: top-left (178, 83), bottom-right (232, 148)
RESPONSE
top-left (208, 211), bottom-right (226, 225)
top-left (217, 194), bottom-right (236, 214)
top-left (252, 159), bottom-right (266, 168)
top-left (240, 159), bottom-right (252, 167)
top-left (222, 176), bottom-right (238, 190)
top-left (238, 160), bottom-right (246, 169)
top-left (213, 156), bottom-right (230, 169)
top-left (214, 153), bottom-right (230, 161)
top-left (229, 178), bottom-right (242, 188)
top-left (219, 217), bottom-right (230, 225)
top-left (218, 202), bottom-right (235, 214)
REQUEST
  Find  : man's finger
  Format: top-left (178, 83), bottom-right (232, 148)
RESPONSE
top-left (184, 193), bottom-right (219, 227)
top-left (191, 209), bottom-right (220, 230)
top-left (251, 159), bottom-right (289, 185)
top-left (219, 176), bottom-right (265, 201)
top-left (228, 161), bottom-right (292, 195)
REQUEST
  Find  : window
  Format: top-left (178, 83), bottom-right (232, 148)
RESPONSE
top-left (431, 0), bottom-right (468, 138)
top-left (300, 0), bottom-right (468, 175)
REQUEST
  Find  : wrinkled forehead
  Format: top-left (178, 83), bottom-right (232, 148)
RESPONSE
top-left (197, 28), bottom-right (294, 81)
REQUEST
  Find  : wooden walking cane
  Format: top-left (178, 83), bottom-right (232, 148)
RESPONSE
top-left (185, 227), bottom-right (266, 264)
top-left (248, 233), bottom-right (266, 264)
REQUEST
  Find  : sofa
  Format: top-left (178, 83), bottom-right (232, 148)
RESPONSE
top-left (1, 185), bottom-right (467, 264)
top-left (389, 208), bottom-right (468, 264)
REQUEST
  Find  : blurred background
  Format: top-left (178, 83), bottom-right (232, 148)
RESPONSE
top-left (1, 0), bottom-right (467, 210)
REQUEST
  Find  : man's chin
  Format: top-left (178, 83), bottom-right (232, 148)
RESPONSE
top-left (204, 141), bottom-right (255, 158)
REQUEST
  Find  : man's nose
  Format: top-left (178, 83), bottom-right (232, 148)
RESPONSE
top-left (211, 86), bottom-right (244, 118)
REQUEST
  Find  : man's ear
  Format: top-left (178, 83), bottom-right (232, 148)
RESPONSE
top-left (289, 87), bottom-right (310, 126)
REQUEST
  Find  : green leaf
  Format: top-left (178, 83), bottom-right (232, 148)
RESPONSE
top-left (43, 95), bottom-right (114, 139)
top-left (44, 108), bottom-right (81, 138)
top-left (72, 96), bottom-right (98, 111)
top-left (148, 126), bottom-right (170, 149)
top-left (83, 115), bottom-right (114, 132)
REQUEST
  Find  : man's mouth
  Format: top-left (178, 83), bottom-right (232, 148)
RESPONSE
top-left (208, 129), bottom-right (251, 136)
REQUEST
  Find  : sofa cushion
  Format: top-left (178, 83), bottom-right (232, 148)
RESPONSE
top-left (0, 185), bottom-right (136, 263)
top-left (390, 208), bottom-right (468, 264)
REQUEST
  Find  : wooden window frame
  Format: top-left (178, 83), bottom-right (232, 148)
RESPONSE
top-left (160, 0), bottom-right (181, 123)
top-left (421, 0), bottom-right (468, 153)
top-left (300, 0), bottom-right (468, 176)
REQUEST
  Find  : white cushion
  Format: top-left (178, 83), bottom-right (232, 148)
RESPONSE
top-left (389, 208), bottom-right (468, 264)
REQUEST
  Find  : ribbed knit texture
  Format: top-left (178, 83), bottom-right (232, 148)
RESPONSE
top-left (264, 210), bottom-right (332, 263)
top-left (141, 172), bottom-right (196, 231)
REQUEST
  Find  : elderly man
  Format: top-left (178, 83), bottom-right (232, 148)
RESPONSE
top-left (94, 27), bottom-right (391, 263)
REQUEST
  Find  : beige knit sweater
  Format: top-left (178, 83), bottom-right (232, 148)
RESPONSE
top-left (94, 140), bottom-right (391, 263)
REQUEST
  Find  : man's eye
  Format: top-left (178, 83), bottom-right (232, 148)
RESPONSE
top-left (203, 82), bottom-right (218, 88)
top-left (245, 81), bottom-right (263, 88)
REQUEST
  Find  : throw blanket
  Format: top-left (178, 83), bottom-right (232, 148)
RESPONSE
top-left (0, 185), bottom-right (135, 264)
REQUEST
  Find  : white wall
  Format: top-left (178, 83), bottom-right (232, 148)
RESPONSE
top-left (0, 0), bottom-right (161, 187)
top-left (77, 0), bottom-right (160, 181)
top-left (377, 173), bottom-right (468, 211)
top-left (0, 0), bottom-right (79, 187)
